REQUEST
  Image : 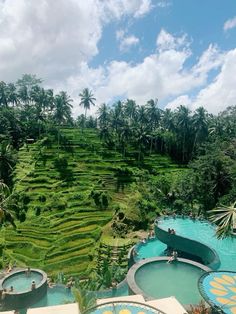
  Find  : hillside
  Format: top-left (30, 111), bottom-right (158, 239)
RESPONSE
top-left (0, 128), bottom-right (182, 278)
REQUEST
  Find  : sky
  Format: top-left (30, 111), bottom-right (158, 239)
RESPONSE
top-left (0, 0), bottom-right (236, 116)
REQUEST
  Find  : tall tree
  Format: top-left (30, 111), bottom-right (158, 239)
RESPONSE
top-left (79, 88), bottom-right (96, 121)
top-left (192, 107), bottom-right (208, 155)
top-left (0, 141), bottom-right (16, 186)
top-left (175, 105), bottom-right (192, 162)
top-left (53, 91), bottom-right (73, 125)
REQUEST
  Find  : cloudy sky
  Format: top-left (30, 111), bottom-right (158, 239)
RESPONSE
top-left (0, 0), bottom-right (236, 116)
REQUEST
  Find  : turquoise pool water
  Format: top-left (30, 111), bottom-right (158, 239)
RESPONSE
top-left (32, 285), bottom-right (74, 307)
top-left (159, 217), bottom-right (236, 271)
top-left (3, 271), bottom-right (43, 292)
top-left (19, 285), bottom-right (75, 314)
top-left (87, 302), bottom-right (161, 314)
top-left (135, 260), bottom-right (205, 305)
top-left (134, 239), bottom-right (166, 262)
top-left (96, 280), bottom-right (129, 298)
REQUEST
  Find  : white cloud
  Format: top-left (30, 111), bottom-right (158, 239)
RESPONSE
top-left (100, 0), bottom-right (152, 20)
top-left (165, 95), bottom-right (192, 111)
top-left (156, 29), bottom-right (189, 51)
top-left (0, 0), bottom-right (152, 83)
top-left (156, 1), bottom-right (171, 8)
top-left (66, 30), bottom-right (225, 116)
top-left (116, 30), bottom-right (140, 51)
top-left (224, 16), bottom-right (236, 31)
top-left (166, 49), bottom-right (236, 114)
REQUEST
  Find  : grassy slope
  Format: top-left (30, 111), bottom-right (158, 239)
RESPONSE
top-left (0, 128), bottom-right (182, 278)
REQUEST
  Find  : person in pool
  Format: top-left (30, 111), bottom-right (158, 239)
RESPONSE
top-left (25, 267), bottom-right (31, 277)
top-left (31, 280), bottom-right (36, 290)
top-left (167, 250), bottom-right (178, 263)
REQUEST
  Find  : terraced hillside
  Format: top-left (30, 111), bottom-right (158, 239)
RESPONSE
top-left (0, 128), bottom-right (182, 278)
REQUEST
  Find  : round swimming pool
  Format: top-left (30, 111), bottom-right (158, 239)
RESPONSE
top-left (127, 257), bottom-right (210, 305)
top-left (0, 269), bottom-right (47, 310)
top-left (2, 270), bottom-right (43, 292)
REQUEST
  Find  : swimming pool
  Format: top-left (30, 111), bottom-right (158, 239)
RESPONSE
top-left (19, 285), bottom-right (75, 314)
top-left (157, 217), bottom-right (236, 271)
top-left (134, 238), bottom-right (166, 262)
top-left (2, 270), bottom-right (43, 292)
top-left (127, 257), bottom-right (209, 305)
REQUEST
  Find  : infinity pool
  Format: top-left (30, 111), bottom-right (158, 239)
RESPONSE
top-left (159, 217), bottom-right (236, 271)
top-left (134, 260), bottom-right (205, 304)
top-left (3, 271), bottom-right (43, 292)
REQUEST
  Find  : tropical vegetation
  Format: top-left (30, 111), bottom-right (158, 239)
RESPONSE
top-left (0, 74), bottom-right (235, 283)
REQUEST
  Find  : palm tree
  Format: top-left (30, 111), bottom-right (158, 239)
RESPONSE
top-left (72, 284), bottom-right (96, 313)
top-left (97, 103), bottom-right (110, 129)
top-left (209, 202), bottom-right (236, 238)
top-left (175, 105), bottom-right (192, 163)
top-left (53, 91), bottom-right (73, 153)
top-left (124, 99), bottom-right (137, 125)
top-left (192, 107), bottom-right (208, 155)
top-left (0, 81), bottom-right (8, 107)
top-left (79, 88), bottom-right (96, 121)
top-left (146, 99), bottom-right (161, 131)
top-left (0, 181), bottom-right (16, 228)
top-left (6, 83), bottom-right (18, 107)
top-left (53, 91), bottom-right (73, 125)
top-left (0, 141), bottom-right (16, 186)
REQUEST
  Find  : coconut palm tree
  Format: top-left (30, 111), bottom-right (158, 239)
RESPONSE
top-left (72, 283), bottom-right (96, 313)
top-left (79, 88), bottom-right (96, 121)
top-left (0, 141), bottom-right (17, 186)
top-left (0, 181), bottom-right (16, 228)
top-left (209, 202), bottom-right (236, 238)
top-left (192, 107), bottom-right (208, 155)
top-left (0, 81), bottom-right (8, 107)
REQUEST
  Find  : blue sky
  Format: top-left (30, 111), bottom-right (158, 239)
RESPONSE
top-left (0, 0), bottom-right (236, 115)
top-left (95, 1), bottom-right (236, 66)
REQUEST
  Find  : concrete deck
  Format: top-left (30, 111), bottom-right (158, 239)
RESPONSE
top-left (27, 303), bottom-right (79, 314)
top-left (0, 312), bottom-right (16, 314)
top-left (147, 297), bottom-right (187, 314)
top-left (97, 295), bottom-right (187, 314)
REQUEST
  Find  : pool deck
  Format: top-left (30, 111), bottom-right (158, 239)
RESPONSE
top-left (97, 295), bottom-right (187, 314)
top-left (27, 303), bottom-right (79, 314)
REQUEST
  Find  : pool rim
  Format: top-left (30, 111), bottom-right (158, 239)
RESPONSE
top-left (0, 268), bottom-right (47, 295)
top-left (127, 257), bottom-right (211, 302)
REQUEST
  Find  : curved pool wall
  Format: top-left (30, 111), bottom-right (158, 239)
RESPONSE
top-left (0, 269), bottom-right (47, 310)
top-left (155, 217), bottom-right (236, 272)
top-left (155, 217), bottom-right (220, 270)
top-left (128, 237), bottom-right (167, 268)
top-left (127, 257), bottom-right (210, 305)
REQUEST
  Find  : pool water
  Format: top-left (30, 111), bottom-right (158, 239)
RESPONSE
top-left (96, 280), bottom-right (129, 298)
top-left (31, 285), bottom-right (74, 307)
top-left (134, 239), bottom-right (166, 262)
top-left (19, 285), bottom-right (75, 314)
top-left (3, 271), bottom-right (43, 292)
top-left (159, 218), bottom-right (236, 271)
top-left (135, 261), bottom-right (205, 304)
